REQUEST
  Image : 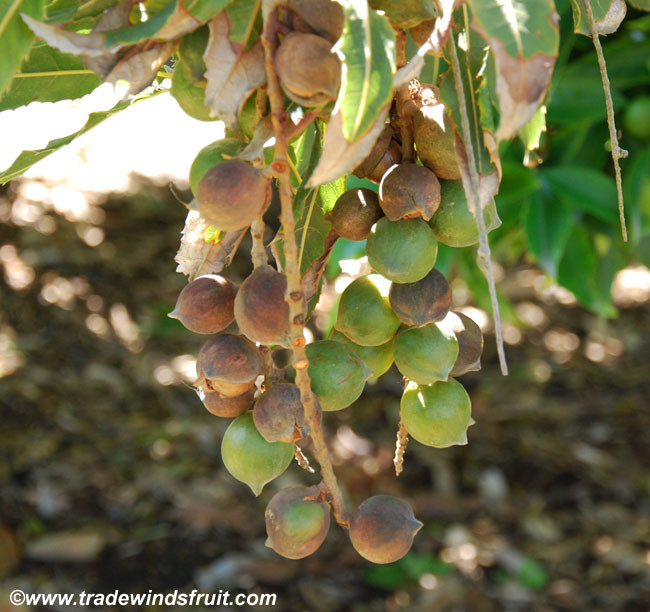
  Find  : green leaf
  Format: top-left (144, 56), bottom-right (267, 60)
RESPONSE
top-left (519, 105), bottom-right (547, 152)
top-left (185, 0), bottom-right (233, 22)
top-left (627, 0), bottom-right (650, 10)
top-left (45, 0), bottom-right (79, 22)
top-left (337, 0), bottom-right (395, 142)
top-left (225, 0), bottom-right (260, 46)
top-left (524, 191), bottom-right (573, 277)
top-left (0, 43), bottom-right (100, 111)
top-left (623, 145), bottom-right (650, 242)
top-left (548, 72), bottom-right (625, 125)
top-left (73, 0), bottom-right (119, 21)
top-left (557, 227), bottom-right (618, 317)
top-left (103, 0), bottom-right (177, 47)
top-left (569, 0), bottom-right (627, 35)
top-left (540, 166), bottom-right (619, 224)
top-left (0, 0), bottom-right (45, 97)
top-left (0, 90), bottom-right (163, 184)
top-left (467, 0), bottom-right (559, 140)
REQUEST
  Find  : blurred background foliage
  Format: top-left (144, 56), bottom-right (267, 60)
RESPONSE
top-left (1, 2), bottom-right (650, 611)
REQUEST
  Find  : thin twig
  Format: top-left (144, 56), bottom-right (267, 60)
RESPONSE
top-left (581, 0), bottom-right (628, 242)
top-left (394, 419), bottom-right (409, 476)
top-left (294, 445), bottom-right (315, 473)
top-left (250, 214), bottom-right (268, 267)
top-left (261, 1), bottom-right (349, 527)
top-left (447, 34), bottom-right (508, 376)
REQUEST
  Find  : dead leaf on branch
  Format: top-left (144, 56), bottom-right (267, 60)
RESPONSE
top-left (479, 34), bottom-right (556, 142)
top-left (236, 116), bottom-right (275, 162)
top-left (203, 13), bottom-right (267, 128)
top-left (571, 0), bottom-right (627, 36)
top-left (308, 103), bottom-right (391, 187)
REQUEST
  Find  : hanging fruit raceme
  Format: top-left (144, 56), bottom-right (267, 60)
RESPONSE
top-left (329, 188), bottom-right (384, 241)
top-left (253, 382), bottom-right (320, 443)
top-left (349, 495), bottom-right (423, 564)
top-left (234, 264), bottom-right (290, 347)
top-left (169, 274), bottom-right (236, 334)
top-left (265, 485), bottom-right (331, 559)
top-left (400, 379), bottom-right (472, 448)
top-left (388, 267), bottom-right (451, 327)
top-left (335, 275), bottom-right (400, 347)
top-left (366, 217), bottom-right (438, 283)
top-left (275, 32), bottom-right (341, 107)
top-left (196, 334), bottom-right (263, 397)
top-left (196, 160), bottom-right (271, 231)
top-left (221, 413), bottom-right (294, 496)
top-left (379, 163), bottom-right (441, 221)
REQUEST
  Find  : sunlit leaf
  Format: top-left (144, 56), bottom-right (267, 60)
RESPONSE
top-left (0, 43), bottom-right (100, 110)
top-left (337, 0), bottom-right (395, 142)
top-left (0, 0), bottom-right (45, 96)
top-left (0, 89), bottom-right (163, 183)
top-left (467, 0), bottom-right (559, 140)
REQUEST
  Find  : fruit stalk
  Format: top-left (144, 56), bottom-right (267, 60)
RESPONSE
top-left (581, 0), bottom-right (628, 242)
top-left (447, 33), bottom-right (509, 376)
top-left (261, 2), bottom-right (349, 527)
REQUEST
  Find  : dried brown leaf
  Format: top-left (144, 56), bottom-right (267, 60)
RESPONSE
top-left (203, 13), bottom-right (267, 127)
top-left (307, 104), bottom-right (390, 187)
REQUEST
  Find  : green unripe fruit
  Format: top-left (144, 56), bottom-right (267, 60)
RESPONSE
top-left (306, 340), bottom-right (372, 411)
top-left (189, 138), bottom-right (244, 194)
top-left (429, 180), bottom-right (501, 248)
top-left (388, 267), bottom-right (451, 327)
top-left (624, 96), bottom-right (650, 140)
top-left (265, 485), bottom-right (331, 559)
top-left (335, 276), bottom-right (400, 346)
top-left (329, 188), bottom-right (383, 241)
top-left (379, 163), bottom-right (441, 221)
top-left (366, 218), bottom-right (438, 283)
top-left (196, 160), bottom-right (271, 231)
top-left (328, 329), bottom-right (394, 380)
top-left (221, 413), bottom-right (294, 496)
top-left (349, 495), bottom-right (422, 564)
top-left (400, 379), bottom-right (472, 447)
top-left (171, 58), bottom-right (215, 122)
top-left (393, 320), bottom-right (459, 384)
top-left (368, 0), bottom-right (436, 29)
top-left (414, 103), bottom-right (461, 180)
top-left (447, 311), bottom-right (483, 377)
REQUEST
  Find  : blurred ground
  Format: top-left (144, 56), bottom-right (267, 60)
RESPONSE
top-left (1, 169), bottom-right (650, 612)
